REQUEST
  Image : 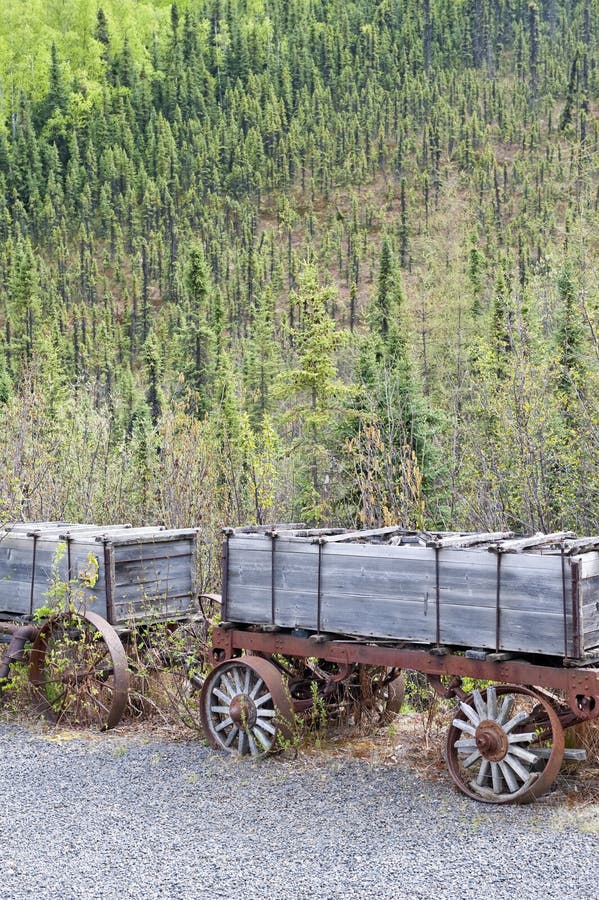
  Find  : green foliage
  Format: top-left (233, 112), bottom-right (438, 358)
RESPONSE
top-left (0, 0), bottom-right (595, 539)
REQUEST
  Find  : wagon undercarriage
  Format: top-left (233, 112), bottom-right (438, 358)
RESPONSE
top-left (202, 623), bottom-right (599, 804)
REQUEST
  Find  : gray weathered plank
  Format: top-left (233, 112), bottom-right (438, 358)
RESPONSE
top-left (226, 535), bottom-right (588, 656)
top-left (489, 532), bottom-right (575, 553)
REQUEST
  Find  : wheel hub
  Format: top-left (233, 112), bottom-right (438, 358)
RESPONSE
top-left (229, 694), bottom-right (257, 730)
top-left (475, 719), bottom-right (508, 761)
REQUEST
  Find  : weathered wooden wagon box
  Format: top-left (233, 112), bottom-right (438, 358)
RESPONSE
top-left (223, 529), bottom-right (599, 659)
top-left (0, 523), bottom-right (198, 627)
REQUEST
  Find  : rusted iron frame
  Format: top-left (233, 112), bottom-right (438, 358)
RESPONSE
top-left (102, 540), bottom-right (115, 625)
top-left (270, 531), bottom-right (277, 626)
top-left (495, 551), bottom-right (502, 652)
top-left (317, 540), bottom-right (323, 635)
top-left (210, 626), bottom-right (599, 721)
top-left (434, 546), bottom-right (441, 647)
top-left (66, 534), bottom-right (73, 599)
top-left (560, 544), bottom-right (568, 659)
top-left (221, 536), bottom-right (230, 622)
top-left (0, 623), bottom-right (39, 680)
top-left (571, 558), bottom-right (582, 659)
top-left (29, 532), bottom-right (39, 618)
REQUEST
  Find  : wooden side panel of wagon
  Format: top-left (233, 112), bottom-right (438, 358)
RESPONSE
top-left (224, 534), bottom-right (599, 658)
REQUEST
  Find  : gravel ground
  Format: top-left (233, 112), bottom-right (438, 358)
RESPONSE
top-left (0, 722), bottom-right (597, 900)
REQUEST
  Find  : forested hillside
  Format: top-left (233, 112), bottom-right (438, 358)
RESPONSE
top-left (0, 0), bottom-right (597, 577)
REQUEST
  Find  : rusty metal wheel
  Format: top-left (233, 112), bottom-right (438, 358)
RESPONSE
top-left (358, 666), bottom-right (405, 725)
top-left (29, 610), bottom-right (129, 730)
top-left (128, 618), bottom-right (207, 729)
top-left (200, 657), bottom-right (294, 757)
top-left (446, 684), bottom-right (565, 804)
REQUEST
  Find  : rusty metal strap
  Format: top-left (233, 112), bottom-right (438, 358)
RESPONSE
top-left (435, 546), bottom-right (440, 647)
top-left (561, 544), bottom-right (568, 658)
top-left (221, 535), bottom-right (230, 622)
top-left (495, 551), bottom-right (502, 653)
top-left (271, 532), bottom-right (277, 626)
top-left (29, 532), bottom-right (38, 618)
top-left (317, 540), bottom-right (323, 635)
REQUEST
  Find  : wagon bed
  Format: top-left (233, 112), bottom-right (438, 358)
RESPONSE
top-left (0, 522), bottom-right (198, 627)
top-left (222, 525), bottom-right (599, 662)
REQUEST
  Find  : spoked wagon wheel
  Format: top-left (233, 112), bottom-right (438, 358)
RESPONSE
top-left (201, 657), bottom-right (294, 757)
top-left (446, 684), bottom-right (565, 804)
top-left (29, 610), bottom-right (129, 730)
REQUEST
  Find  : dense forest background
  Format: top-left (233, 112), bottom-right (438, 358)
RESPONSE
top-left (0, 0), bottom-right (597, 582)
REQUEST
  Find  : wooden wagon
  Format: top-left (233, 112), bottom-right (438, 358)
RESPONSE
top-left (201, 525), bottom-right (599, 804)
top-left (0, 522), bottom-right (199, 728)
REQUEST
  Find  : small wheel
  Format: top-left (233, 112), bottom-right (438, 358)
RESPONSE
top-left (29, 610), bottom-right (129, 730)
top-left (200, 657), bottom-right (294, 757)
top-left (358, 666), bottom-right (405, 725)
top-left (128, 619), bottom-right (207, 730)
top-left (446, 684), bottom-right (565, 804)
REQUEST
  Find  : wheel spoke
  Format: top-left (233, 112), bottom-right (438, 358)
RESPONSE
top-left (476, 758), bottom-right (490, 787)
top-left (255, 715), bottom-right (276, 735)
top-left (503, 710), bottom-right (530, 734)
top-left (452, 718), bottom-right (476, 736)
top-left (253, 724), bottom-right (274, 749)
top-left (491, 761), bottom-right (503, 793)
top-left (454, 738), bottom-right (477, 750)
top-left (497, 695), bottom-right (514, 725)
top-left (233, 667), bottom-right (243, 695)
top-left (509, 744), bottom-right (538, 764)
top-left (462, 749), bottom-right (482, 768)
top-left (224, 725), bottom-right (239, 747)
top-left (508, 731), bottom-right (538, 744)
top-left (472, 689), bottom-right (486, 720)
top-left (459, 701), bottom-right (480, 726)
top-left (221, 674), bottom-right (237, 698)
top-left (212, 686), bottom-right (231, 705)
top-left (237, 730), bottom-right (247, 755)
top-left (499, 760), bottom-right (519, 793)
top-left (254, 691), bottom-right (273, 708)
top-left (249, 677), bottom-right (264, 699)
top-left (215, 716), bottom-right (233, 732)
top-left (504, 752), bottom-right (532, 782)
top-left (486, 685), bottom-right (497, 720)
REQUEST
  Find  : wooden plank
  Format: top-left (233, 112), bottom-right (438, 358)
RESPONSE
top-left (320, 525), bottom-right (408, 543)
top-left (112, 593), bottom-right (194, 624)
top-left (228, 535), bottom-right (571, 571)
top-left (112, 539), bottom-right (195, 564)
top-left (230, 523), bottom-right (306, 534)
top-left (489, 531), bottom-right (575, 553)
top-left (58, 525), bottom-right (132, 540)
top-left (1, 522), bottom-right (74, 534)
top-left (113, 573), bottom-right (192, 600)
top-left (115, 556), bottom-right (192, 589)
top-left (426, 531), bottom-right (513, 549)
top-left (579, 553), bottom-right (599, 579)
top-left (106, 528), bottom-right (197, 547)
top-left (566, 537), bottom-right (599, 555)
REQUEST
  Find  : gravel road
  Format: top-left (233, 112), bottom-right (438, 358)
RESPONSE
top-left (0, 722), bottom-right (597, 900)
